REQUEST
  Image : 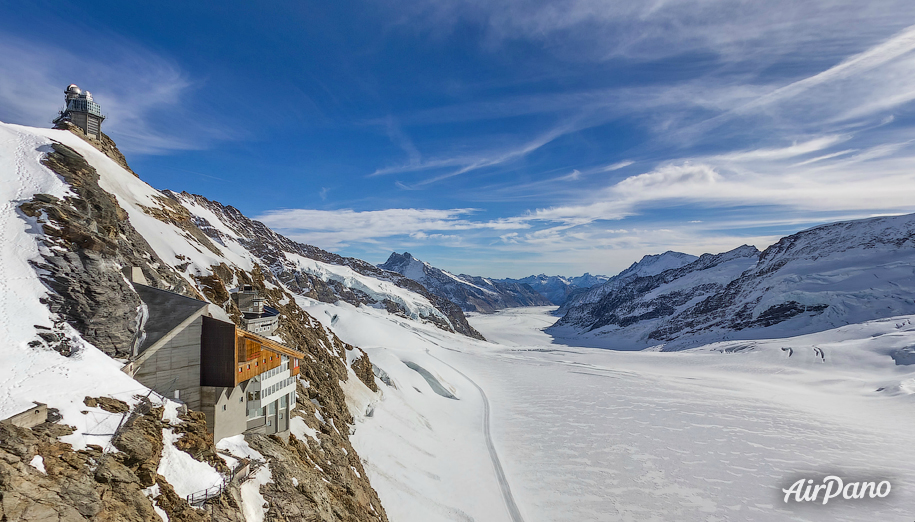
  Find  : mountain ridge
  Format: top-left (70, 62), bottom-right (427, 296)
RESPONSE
top-left (380, 252), bottom-right (551, 313)
top-left (551, 215), bottom-right (915, 350)
top-left (497, 273), bottom-right (610, 305)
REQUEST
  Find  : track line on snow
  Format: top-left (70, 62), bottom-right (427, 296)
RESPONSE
top-left (425, 351), bottom-right (526, 522)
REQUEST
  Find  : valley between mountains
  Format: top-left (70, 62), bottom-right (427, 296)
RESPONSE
top-left (1, 120), bottom-right (913, 522)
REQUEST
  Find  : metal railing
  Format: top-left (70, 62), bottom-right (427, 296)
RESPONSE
top-left (185, 458), bottom-right (265, 507)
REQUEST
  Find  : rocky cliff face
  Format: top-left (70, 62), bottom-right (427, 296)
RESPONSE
top-left (553, 214), bottom-right (915, 349)
top-left (10, 125), bottom-right (391, 521)
top-left (380, 252), bottom-right (551, 313)
top-left (0, 393), bottom-right (386, 522)
top-left (20, 142), bottom-right (194, 357)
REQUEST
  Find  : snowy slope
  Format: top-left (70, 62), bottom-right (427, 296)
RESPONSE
top-left (171, 193), bottom-right (483, 339)
top-left (0, 119), bottom-right (452, 463)
top-left (0, 120), bottom-right (422, 520)
top-left (0, 123), bottom-right (152, 449)
top-left (3, 120), bottom-right (475, 341)
top-left (306, 297), bottom-right (915, 522)
top-left (380, 252), bottom-right (550, 313)
top-left (553, 250), bottom-right (699, 319)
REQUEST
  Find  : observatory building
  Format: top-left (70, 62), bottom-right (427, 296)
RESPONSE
top-left (54, 84), bottom-right (105, 138)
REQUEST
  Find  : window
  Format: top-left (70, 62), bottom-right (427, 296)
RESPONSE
top-left (222, 405), bottom-right (226, 411)
top-left (239, 396), bottom-right (244, 403)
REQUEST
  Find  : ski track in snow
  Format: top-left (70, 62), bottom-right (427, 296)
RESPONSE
top-left (425, 351), bottom-right (526, 522)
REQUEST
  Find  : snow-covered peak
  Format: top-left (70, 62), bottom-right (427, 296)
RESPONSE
top-left (552, 214), bottom-right (915, 350)
top-left (380, 252), bottom-right (551, 313)
top-left (619, 251), bottom-right (698, 278)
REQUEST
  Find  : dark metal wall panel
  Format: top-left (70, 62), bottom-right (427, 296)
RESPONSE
top-left (201, 316), bottom-right (237, 387)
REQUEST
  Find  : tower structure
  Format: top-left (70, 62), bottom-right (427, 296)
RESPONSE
top-left (53, 84), bottom-right (105, 138)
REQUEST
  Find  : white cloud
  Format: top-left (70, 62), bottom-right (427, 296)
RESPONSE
top-left (601, 160), bottom-right (634, 171)
top-left (712, 136), bottom-right (850, 162)
top-left (376, 120), bottom-right (583, 187)
top-left (394, 0), bottom-right (915, 65)
top-left (256, 207), bottom-right (525, 249)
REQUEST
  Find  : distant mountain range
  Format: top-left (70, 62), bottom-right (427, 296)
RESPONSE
top-left (550, 214), bottom-right (915, 350)
top-left (380, 252), bottom-right (551, 313)
top-left (497, 273), bottom-right (610, 305)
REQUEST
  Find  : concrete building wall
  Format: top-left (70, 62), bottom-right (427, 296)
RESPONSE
top-left (1, 403), bottom-right (47, 429)
top-left (201, 384), bottom-right (248, 442)
top-left (66, 111), bottom-right (102, 137)
top-left (244, 314), bottom-right (278, 336)
top-left (70, 112), bottom-right (89, 136)
top-left (133, 316), bottom-right (203, 410)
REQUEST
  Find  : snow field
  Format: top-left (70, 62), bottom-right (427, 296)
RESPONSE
top-left (324, 302), bottom-right (915, 522)
top-left (303, 300), bottom-right (510, 522)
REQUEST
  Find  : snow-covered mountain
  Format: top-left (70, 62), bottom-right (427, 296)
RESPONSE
top-left (552, 216), bottom-right (915, 350)
top-left (553, 250), bottom-right (699, 315)
top-left (0, 120), bottom-right (482, 520)
top-left (379, 252), bottom-right (551, 313)
top-left (499, 272), bottom-right (610, 304)
top-left (5, 120), bottom-right (915, 522)
top-left (168, 194), bottom-right (483, 339)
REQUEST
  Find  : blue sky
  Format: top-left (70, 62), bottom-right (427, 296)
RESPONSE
top-left (3, 1), bottom-right (915, 277)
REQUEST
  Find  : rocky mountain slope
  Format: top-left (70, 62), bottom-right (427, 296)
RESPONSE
top-left (498, 273), bottom-right (609, 305)
top-left (1, 120), bottom-right (458, 521)
top-left (169, 194), bottom-right (483, 340)
top-left (379, 252), bottom-right (550, 313)
top-left (552, 215), bottom-right (915, 350)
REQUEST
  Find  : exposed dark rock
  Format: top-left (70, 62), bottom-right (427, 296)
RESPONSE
top-left (113, 405), bottom-right (164, 487)
top-left (0, 421), bottom-right (159, 522)
top-left (351, 350), bottom-right (379, 393)
top-left (53, 121), bottom-right (138, 177)
top-left (172, 410), bottom-right (229, 473)
top-left (16, 128), bottom-right (392, 521)
top-left (94, 455), bottom-right (139, 484)
top-left (19, 142), bottom-right (192, 357)
top-left (83, 396), bottom-right (130, 414)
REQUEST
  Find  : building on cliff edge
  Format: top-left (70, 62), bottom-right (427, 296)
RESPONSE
top-left (53, 84), bottom-right (105, 138)
top-left (122, 273), bottom-right (301, 441)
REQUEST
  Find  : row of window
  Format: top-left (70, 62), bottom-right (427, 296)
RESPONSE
top-left (238, 354), bottom-right (285, 373)
top-left (245, 392), bottom-right (295, 418)
top-left (262, 377), bottom-right (294, 399)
